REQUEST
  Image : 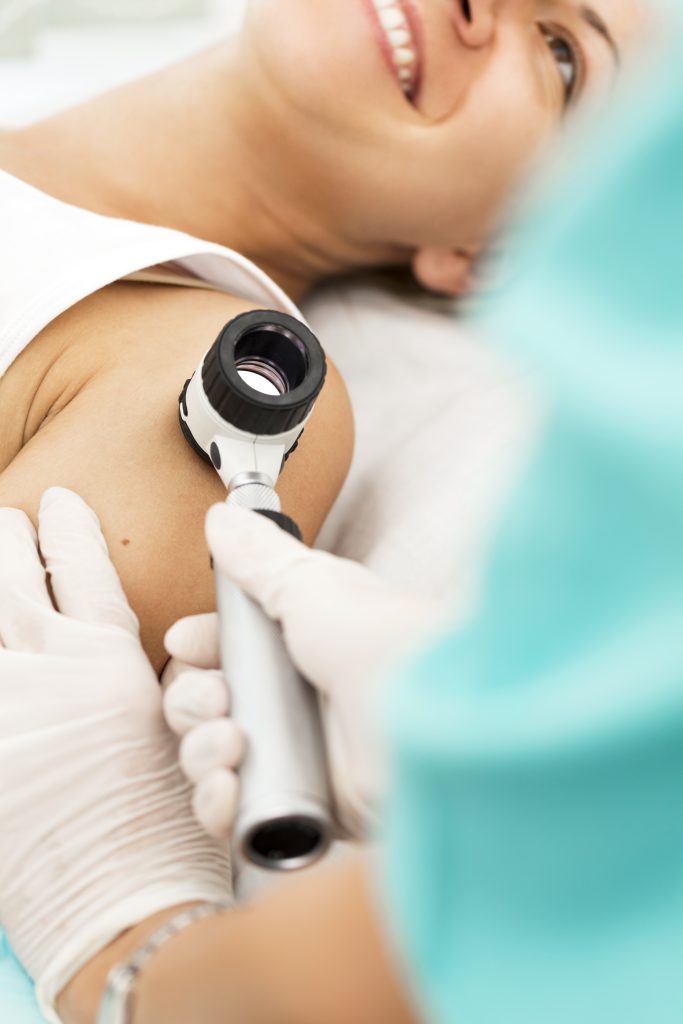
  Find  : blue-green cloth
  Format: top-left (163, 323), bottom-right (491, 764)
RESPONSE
top-left (381, 33), bottom-right (683, 1024)
top-left (0, 933), bottom-right (44, 1022)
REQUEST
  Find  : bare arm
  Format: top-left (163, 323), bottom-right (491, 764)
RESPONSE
top-left (0, 281), bottom-right (353, 670)
top-left (58, 854), bottom-right (418, 1024)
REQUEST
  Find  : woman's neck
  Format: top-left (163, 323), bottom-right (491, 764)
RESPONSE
top-left (2, 44), bottom-right (374, 301)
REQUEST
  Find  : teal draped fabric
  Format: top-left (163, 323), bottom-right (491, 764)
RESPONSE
top-left (0, 932), bottom-right (44, 1022)
top-left (381, 30), bottom-right (683, 1024)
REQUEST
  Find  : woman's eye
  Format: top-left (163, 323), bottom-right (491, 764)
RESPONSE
top-left (541, 26), bottom-right (580, 107)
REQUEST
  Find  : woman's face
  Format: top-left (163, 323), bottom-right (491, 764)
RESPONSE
top-left (243, 0), bottom-right (644, 289)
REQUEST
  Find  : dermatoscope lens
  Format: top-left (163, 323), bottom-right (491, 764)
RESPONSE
top-left (233, 325), bottom-right (308, 397)
top-left (182, 311), bottom-right (327, 441)
top-left (236, 359), bottom-right (288, 397)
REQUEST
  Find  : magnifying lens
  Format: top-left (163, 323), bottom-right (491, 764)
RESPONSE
top-left (179, 311), bottom-right (334, 872)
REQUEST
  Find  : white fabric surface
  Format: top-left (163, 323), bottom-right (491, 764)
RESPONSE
top-left (0, 1), bottom-right (244, 127)
top-left (305, 282), bottom-right (538, 619)
top-left (0, 170), bottom-right (301, 378)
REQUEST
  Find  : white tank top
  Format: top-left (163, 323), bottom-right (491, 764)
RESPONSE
top-left (0, 170), bottom-right (303, 378)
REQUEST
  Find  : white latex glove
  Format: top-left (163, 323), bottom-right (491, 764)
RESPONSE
top-left (162, 615), bottom-right (244, 840)
top-left (0, 488), bottom-right (231, 1023)
top-left (164, 503), bottom-right (443, 838)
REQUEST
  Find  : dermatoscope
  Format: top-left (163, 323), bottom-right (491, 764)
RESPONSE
top-left (179, 310), bottom-right (334, 871)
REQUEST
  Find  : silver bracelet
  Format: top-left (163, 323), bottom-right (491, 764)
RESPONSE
top-left (96, 902), bottom-right (232, 1024)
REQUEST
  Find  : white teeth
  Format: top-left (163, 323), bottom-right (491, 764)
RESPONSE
top-left (388, 27), bottom-right (411, 47)
top-left (377, 7), bottom-right (405, 30)
top-left (371, 0), bottom-right (418, 97)
top-left (393, 46), bottom-right (415, 66)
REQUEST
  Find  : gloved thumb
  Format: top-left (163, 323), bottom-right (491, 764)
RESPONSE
top-left (163, 669), bottom-right (229, 735)
top-left (164, 612), bottom-right (220, 669)
top-left (205, 503), bottom-right (316, 622)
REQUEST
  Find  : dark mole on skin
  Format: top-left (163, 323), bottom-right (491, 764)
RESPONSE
top-left (121, 538), bottom-right (131, 547)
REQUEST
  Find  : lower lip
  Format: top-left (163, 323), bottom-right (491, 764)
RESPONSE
top-left (361, 0), bottom-right (422, 102)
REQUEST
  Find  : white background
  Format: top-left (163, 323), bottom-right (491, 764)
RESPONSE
top-left (0, 0), bottom-right (246, 127)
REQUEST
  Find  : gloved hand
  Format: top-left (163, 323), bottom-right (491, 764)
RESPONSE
top-left (164, 503), bottom-right (443, 838)
top-left (0, 488), bottom-right (231, 1023)
top-left (162, 613), bottom-right (244, 840)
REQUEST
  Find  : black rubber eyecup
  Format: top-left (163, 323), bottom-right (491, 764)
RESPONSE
top-left (201, 311), bottom-right (327, 436)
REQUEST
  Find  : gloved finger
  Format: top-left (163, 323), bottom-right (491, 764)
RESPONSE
top-left (159, 656), bottom-right (188, 692)
top-left (38, 488), bottom-right (139, 636)
top-left (163, 669), bottom-right (229, 736)
top-left (192, 768), bottom-right (239, 840)
top-left (0, 508), bottom-right (53, 650)
top-left (179, 718), bottom-right (246, 784)
top-left (164, 613), bottom-right (220, 670)
top-left (205, 503), bottom-right (315, 621)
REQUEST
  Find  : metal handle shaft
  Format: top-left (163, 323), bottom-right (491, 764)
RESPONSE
top-left (215, 513), bottom-right (333, 871)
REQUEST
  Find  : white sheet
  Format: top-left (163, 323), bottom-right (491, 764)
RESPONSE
top-left (305, 280), bottom-right (538, 623)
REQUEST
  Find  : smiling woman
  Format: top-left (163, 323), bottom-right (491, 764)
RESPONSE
top-left (368, 0), bottom-right (589, 108)
top-left (0, 0), bottom-right (644, 296)
top-left (231, 0), bottom-right (644, 294)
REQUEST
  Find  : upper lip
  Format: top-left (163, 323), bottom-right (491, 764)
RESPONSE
top-left (404, 0), bottom-right (470, 109)
top-left (369, 0), bottom-right (474, 111)
top-left (412, 0), bottom-right (482, 112)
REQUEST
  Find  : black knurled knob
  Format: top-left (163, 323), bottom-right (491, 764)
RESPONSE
top-left (201, 310), bottom-right (327, 436)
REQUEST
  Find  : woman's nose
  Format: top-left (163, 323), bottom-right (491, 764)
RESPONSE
top-left (455, 0), bottom-right (496, 48)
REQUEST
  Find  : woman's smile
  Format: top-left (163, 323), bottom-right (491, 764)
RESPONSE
top-left (363, 0), bottom-right (424, 102)
top-left (237, 0), bottom-right (644, 290)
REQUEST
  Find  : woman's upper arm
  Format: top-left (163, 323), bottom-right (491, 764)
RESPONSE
top-left (216, 854), bottom-right (418, 1024)
top-left (0, 282), bottom-right (353, 671)
top-left (60, 854), bottom-right (418, 1024)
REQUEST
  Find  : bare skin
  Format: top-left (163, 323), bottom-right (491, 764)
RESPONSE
top-left (0, 282), bottom-right (353, 671)
top-left (59, 855), bottom-right (417, 1024)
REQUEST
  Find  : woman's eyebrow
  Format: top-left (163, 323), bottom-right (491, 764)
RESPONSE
top-left (580, 5), bottom-right (621, 67)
